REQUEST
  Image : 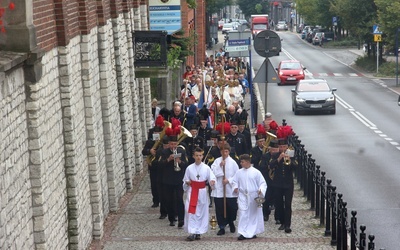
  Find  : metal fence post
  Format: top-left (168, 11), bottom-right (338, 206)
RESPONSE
top-left (310, 158), bottom-right (316, 209)
top-left (350, 211), bottom-right (357, 250)
top-left (315, 165), bottom-right (321, 218)
top-left (337, 194), bottom-right (343, 249)
top-left (359, 225), bottom-right (366, 250)
top-left (331, 186), bottom-right (337, 246)
top-left (325, 179), bottom-right (332, 236)
top-left (368, 235), bottom-right (375, 250)
top-left (341, 201), bottom-right (348, 250)
top-left (320, 171), bottom-right (326, 226)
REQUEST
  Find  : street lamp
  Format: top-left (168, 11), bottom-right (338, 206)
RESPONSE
top-left (396, 27), bottom-right (400, 87)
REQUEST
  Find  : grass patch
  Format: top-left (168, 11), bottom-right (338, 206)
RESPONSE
top-left (355, 56), bottom-right (398, 77)
top-left (324, 38), bottom-right (358, 48)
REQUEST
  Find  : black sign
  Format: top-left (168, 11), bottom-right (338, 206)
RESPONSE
top-left (253, 30), bottom-right (282, 58)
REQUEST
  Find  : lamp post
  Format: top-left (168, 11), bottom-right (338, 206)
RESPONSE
top-left (396, 27), bottom-right (400, 87)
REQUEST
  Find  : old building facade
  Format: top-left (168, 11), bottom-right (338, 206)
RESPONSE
top-left (0, 0), bottom-right (206, 249)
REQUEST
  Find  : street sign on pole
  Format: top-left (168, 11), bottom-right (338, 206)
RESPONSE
top-left (224, 45), bottom-right (248, 52)
top-left (226, 31), bottom-right (251, 57)
top-left (227, 39), bottom-right (250, 46)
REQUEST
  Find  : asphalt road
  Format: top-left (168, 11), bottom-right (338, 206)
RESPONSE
top-left (252, 31), bottom-right (400, 250)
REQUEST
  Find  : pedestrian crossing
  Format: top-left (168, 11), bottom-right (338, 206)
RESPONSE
top-left (304, 72), bottom-right (364, 78)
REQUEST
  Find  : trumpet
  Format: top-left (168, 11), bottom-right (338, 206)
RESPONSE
top-left (283, 146), bottom-right (295, 166)
top-left (173, 147), bottom-right (181, 172)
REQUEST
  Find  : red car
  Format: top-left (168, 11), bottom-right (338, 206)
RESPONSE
top-left (276, 60), bottom-right (306, 85)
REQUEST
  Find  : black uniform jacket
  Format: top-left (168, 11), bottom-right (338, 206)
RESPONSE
top-left (239, 129), bottom-right (252, 152)
top-left (226, 132), bottom-right (247, 157)
top-left (269, 153), bottom-right (296, 189)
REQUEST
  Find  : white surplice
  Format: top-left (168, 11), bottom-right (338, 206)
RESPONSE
top-left (183, 162), bottom-right (216, 234)
top-left (210, 156), bottom-right (239, 198)
top-left (232, 166), bottom-right (267, 238)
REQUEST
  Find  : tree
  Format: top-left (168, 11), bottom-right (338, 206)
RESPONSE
top-left (236, 0), bottom-right (270, 18)
top-left (206, 0), bottom-right (234, 15)
top-left (375, 0), bottom-right (400, 53)
top-left (331, 0), bottom-right (377, 48)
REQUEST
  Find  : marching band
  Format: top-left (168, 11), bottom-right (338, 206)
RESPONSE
top-left (142, 60), bottom-right (298, 241)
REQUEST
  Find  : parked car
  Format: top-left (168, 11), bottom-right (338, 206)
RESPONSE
top-left (291, 79), bottom-right (337, 115)
top-left (222, 23), bottom-right (235, 34)
top-left (275, 21), bottom-right (288, 31)
top-left (312, 32), bottom-right (324, 45)
top-left (218, 19), bottom-right (225, 30)
top-left (276, 60), bottom-right (306, 85)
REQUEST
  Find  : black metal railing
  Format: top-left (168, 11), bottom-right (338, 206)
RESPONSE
top-left (286, 121), bottom-right (384, 250)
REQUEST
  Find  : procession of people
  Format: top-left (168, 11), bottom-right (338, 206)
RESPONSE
top-left (142, 54), bottom-right (298, 241)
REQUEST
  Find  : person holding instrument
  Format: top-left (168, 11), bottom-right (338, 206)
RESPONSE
top-left (211, 143), bottom-right (239, 236)
top-left (269, 125), bottom-right (296, 233)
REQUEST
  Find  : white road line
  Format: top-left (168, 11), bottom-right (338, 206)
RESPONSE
top-left (283, 48), bottom-right (400, 149)
top-left (350, 111), bottom-right (373, 128)
top-left (355, 111), bottom-right (376, 127)
top-left (336, 95), bottom-right (353, 109)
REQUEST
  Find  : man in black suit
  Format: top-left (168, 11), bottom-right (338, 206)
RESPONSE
top-left (226, 120), bottom-right (247, 158)
top-left (160, 133), bottom-right (188, 228)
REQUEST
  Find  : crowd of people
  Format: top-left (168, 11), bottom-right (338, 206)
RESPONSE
top-left (143, 58), bottom-right (297, 241)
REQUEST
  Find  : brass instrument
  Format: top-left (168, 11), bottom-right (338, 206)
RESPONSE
top-left (262, 132), bottom-right (277, 154)
top-left (284, 146), bottom-right (295, 166)
top-left (173, 126), bottom-right (193, 172)
top-left (173, 147), bottom-right (181, 172)
top-left (177, 126), bottom-right (192, 144)
top-left (146, 121), bottom-right (172, 164)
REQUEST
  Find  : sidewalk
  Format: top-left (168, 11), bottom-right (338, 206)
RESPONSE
top-left (90, 169), bottom-right (335, 250)
top-left (89, 41), bottom-right (336, 248)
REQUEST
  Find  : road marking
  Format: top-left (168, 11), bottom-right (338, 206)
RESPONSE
top-left (336, 94), bottom-right (398, 150)
top-left (283, 48), bottom-right (399, 150)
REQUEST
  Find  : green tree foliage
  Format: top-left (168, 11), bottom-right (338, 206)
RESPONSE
top-left (236, 0), bottom-right (270, 18)
top-left (331, 0), bottom-right (377, 42)
top-left (375, 0), bottom-right (400, 51)
top-left (295, 0), bottom-right (319, 25)
top-left (206, 0), bottom-right (234, 15)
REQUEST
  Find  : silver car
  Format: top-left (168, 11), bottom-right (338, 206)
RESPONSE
top-left (275, 21), bottom-right (288, 31)
top-left (291, 79), bottom-right (337, 115)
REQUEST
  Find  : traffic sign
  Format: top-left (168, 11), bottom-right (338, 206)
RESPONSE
top-left (228, 39), bottom-right (250, 46)
top-left (224, 45), bottom-right (249, 52)
top-left (373, 25), bottom-right (382, 34)
top-left (374, 34), bottom-right (382, 42)
top-left (253, 30), bottom-right (281, 58)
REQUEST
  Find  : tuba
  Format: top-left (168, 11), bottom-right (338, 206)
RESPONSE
top-left (177, 126), bottom-right (192, 144)
top-left (173, 126), bottom-right (192, 172)
top-left (262, 132), bottom-right (277, 154)
top-left (146, 121), bottom-right (171, 165)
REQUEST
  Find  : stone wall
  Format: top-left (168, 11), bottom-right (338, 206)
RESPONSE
top-left (0, 4), bottom-right (148, 250)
